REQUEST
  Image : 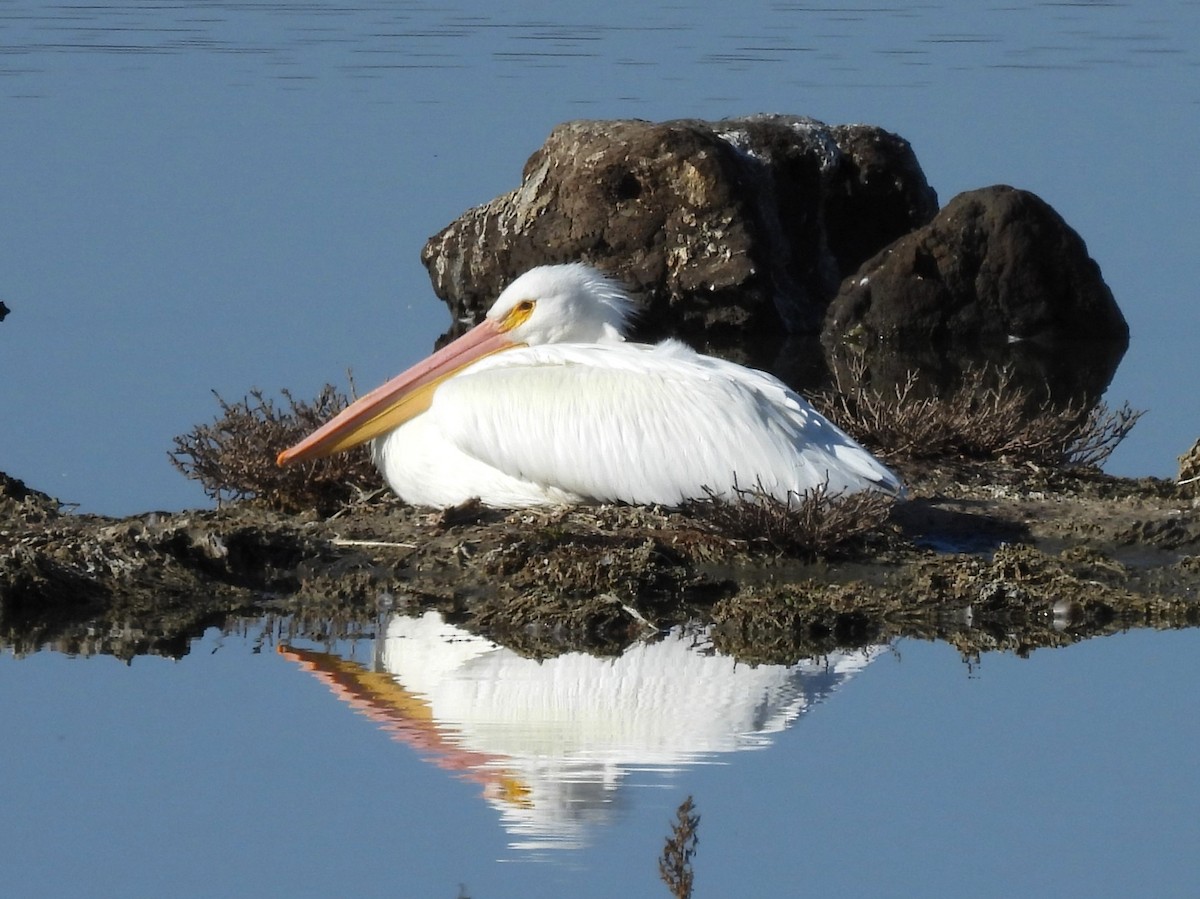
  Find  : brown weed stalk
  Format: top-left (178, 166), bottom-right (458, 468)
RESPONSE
top-left (169, 385), bottom-right (382, 513)
top-left (658, 796), bottom-right (700, 899)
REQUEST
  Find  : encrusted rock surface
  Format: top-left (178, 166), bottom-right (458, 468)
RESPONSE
top-left (1180, 437), bottom-right (1200, 495)
top-left (419, 123), bottom-right (1127, 403)
top-left (421, 116), bottom-right (936, 363)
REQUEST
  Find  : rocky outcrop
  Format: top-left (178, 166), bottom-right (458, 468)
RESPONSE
top-left (823, 185), bottom-right (1129, 346)
top-left (1, 472), bottom-right (58, 524)
top-left (421, 116), bottom-right (936, 360)
top-left (418, 122), bottom-right (1128, 405)
top-left (1179, 438), bottom-right (1200, 493)
top-left (820, 185), bottom-right (1129, 402)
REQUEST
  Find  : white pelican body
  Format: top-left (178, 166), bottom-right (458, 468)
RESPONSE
top-left (279, 264), bottom-right (902, 508)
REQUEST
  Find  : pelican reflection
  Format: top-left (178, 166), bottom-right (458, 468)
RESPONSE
top-left (280, 611), bottom-right (884, 852)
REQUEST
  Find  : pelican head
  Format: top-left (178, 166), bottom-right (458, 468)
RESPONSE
top-left (485, 263), bottom-right (635, 346)
top-left (277, 263), bottom-right (634, 466)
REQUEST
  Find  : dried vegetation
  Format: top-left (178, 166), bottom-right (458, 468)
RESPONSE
top-left (689, 479), bottom-right (896, 557)
top-left (168, 385), bottom-right (382, 514)
top-left (814, 360), bottom-right (1142, 469)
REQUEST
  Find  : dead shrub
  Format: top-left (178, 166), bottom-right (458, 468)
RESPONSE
top-left (169, 386), bottom-right (382, 514)
top-left (1065, 401), bottom-right (1145, 469)
top-left (813, 360), bottom-right (1142, 469)
top-left (689, 479), bottom-right (896, 557)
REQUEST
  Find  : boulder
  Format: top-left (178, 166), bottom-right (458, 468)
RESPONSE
top-left (824, 185), bottom-right (1129, 346)
top-left (421, 116), bottom-right (937, 361)
top-left (821, 185), bottom-right (1129, 403)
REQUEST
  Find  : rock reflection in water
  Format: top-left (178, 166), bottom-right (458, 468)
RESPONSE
top-left (280, 611), bottom-right (883, 853)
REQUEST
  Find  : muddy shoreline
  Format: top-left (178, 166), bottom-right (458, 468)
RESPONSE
top-left (2, 463), bottom-right (1198, 663)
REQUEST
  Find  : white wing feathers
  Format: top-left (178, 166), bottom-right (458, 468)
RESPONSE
top-left (425, 341), bottom-right (899, 506)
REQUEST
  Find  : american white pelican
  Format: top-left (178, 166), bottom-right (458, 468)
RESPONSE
top-left (277, 263), bottom-right (902, 508)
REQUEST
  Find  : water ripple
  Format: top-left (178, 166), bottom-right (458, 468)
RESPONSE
top-left (0, 0), bottom-right (1193, 92)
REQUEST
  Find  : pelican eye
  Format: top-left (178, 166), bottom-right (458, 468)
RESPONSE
top-left (503, 298), bottom-right (536, 330)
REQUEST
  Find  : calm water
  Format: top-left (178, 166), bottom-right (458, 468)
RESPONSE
top-left (2, 619), bottom-right (1199, 897)
top-left (3, 3), bottom-right (1200, 896)
top-left (1, 0), bottom-right (1197, 516)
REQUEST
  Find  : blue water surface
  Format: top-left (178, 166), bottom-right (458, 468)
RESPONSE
top-left (1, 1), bottom-right (1197, 515)
top-left (1, 625), bottom-right (1197, 898)
top-left (2, 5), bottom-right (1199, 897)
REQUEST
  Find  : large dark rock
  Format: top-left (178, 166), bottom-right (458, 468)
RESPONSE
top-left (824, 185), bottom-right (1129, 346)
top-left (421, 116), bottom-right (936, 361)
top-left (821, 185), bottom-right (1129, 403)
